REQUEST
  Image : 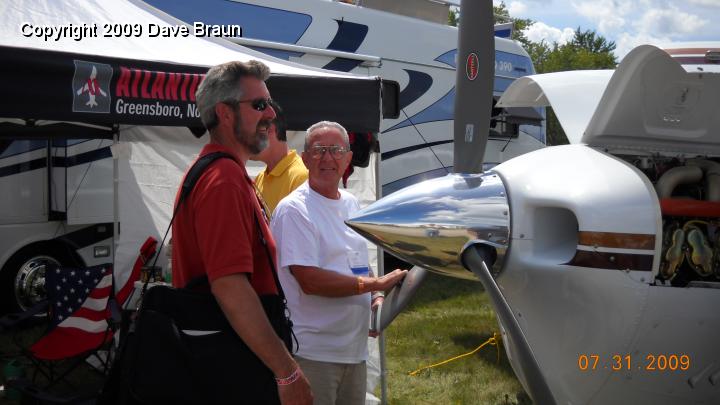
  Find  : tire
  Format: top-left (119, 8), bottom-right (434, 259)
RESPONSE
top-left (0, 245), bottom-right (80, 315)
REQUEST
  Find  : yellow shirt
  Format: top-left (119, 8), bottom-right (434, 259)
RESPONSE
top-left (255, 150), bottom-right (308, 214)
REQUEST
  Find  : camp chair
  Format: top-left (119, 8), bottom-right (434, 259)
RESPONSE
top-left (2, 237), bottom-right (157, 401)
top-left (22, 262), bottom-right (116, 387)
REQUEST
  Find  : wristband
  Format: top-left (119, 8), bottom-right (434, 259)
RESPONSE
top-left (357, 276), bottom-right (364, 294)
top-left (275, 367), bottom-right (301, 386)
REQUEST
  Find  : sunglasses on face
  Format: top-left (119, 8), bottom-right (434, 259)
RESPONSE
top-left (309, 145), bottom-right (349, 159)
top-left (232, 97), bottom-right (272, 112)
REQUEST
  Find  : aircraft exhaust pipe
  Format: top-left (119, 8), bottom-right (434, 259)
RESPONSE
top-left (461, 244), bottom-right (557, 405)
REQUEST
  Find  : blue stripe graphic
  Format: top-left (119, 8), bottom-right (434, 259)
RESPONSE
top-left (322, 20), bottom-right (368, 72)
top-left (386, 50), bottom-right (535, 133)
top-left (0, 146), bottom-right (112, 178)
top-left (381, 140), bottom-right (452, 160)
top-left (399, 70), bottom-right (433, 110)
top-left (0, 140), bottom-right (47, 158)
top-left (434, 49), bottom-right (534, 77)
top-left (144, 0), bottom-right (312, 44)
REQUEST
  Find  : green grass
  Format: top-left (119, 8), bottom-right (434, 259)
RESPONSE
top-left (383, 272), bottom-right (530, 405)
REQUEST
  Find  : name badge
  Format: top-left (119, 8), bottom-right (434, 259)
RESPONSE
top-left (348, 250), bottom-right (369, 275)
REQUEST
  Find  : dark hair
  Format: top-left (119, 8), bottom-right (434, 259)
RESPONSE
top-left (195, 60), bottom-right (271, 130)
top-left (268, 99), bottom-right (287, 142)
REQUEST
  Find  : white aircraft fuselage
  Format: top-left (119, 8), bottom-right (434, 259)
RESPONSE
top-left (348, 45), bottom-right (720, 404)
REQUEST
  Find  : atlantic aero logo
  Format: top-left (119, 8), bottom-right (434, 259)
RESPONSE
top-left (72, 60), bottom-right (112, 113)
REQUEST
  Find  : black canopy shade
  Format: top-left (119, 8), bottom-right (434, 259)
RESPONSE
top-left (0, 46), bottom-right (398, 136)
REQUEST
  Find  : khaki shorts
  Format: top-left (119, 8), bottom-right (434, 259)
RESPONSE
top-left (295, 356), bottom-right (367, 405)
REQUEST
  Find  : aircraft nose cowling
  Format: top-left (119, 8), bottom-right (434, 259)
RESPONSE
top-left (346, 172), bottom-right (510, 280)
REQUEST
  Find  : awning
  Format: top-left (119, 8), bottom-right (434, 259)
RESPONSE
top-left (0, 0), bottom-right (399, 135)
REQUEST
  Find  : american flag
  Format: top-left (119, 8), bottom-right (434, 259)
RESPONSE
top-left (30, 264), bottom-right (114, 361)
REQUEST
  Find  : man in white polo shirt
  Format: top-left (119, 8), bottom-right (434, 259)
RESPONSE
top-left (271, 121), bottom-right (407, 405)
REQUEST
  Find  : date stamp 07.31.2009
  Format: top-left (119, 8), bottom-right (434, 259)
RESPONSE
top-left (577, 354), bottom-right (691, 372)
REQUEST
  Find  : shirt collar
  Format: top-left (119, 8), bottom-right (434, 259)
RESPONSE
top-left (268, 150), bottom-right (299, 177)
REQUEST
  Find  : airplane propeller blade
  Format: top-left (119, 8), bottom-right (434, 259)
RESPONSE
top-left (453, 0), bottom-right (494, 174)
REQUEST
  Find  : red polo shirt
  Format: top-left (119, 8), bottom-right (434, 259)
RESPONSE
top-left (171, 143), bottom-right (278, 295)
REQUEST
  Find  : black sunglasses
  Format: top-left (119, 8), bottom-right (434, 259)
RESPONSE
top-left (233, 98), bottom-right (272, 112)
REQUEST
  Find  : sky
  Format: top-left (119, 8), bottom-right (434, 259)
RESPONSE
top-left (495, 0), bottom-right (720, 59)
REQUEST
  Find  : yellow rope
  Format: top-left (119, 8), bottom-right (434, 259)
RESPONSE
top-left (684, 220), bottom-right (709, 228)
top-left (408, 332), bottom-right (501, 376)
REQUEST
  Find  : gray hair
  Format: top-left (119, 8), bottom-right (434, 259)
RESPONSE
top-left (195, 60), bottom-right (271, 130)
top-left (304, 121), bottom-right (350, 150)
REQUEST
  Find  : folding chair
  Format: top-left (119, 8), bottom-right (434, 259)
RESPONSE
top-left (2, 237), bottom-right (158, 402)
top-left (24, 263), bottom-right (116, 387)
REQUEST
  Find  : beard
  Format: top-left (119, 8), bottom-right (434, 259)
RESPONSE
top-left (233, 111), bottom-right (269, 155)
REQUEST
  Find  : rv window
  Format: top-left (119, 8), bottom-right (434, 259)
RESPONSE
top-left (488, 98), bottom-right (543, 139)
top-left (489, 99), bottom-right (519, 139)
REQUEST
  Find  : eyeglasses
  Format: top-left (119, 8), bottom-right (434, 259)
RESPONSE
top-left (230, 98), bottom-right (272, 112)
top-left (309, 145), bottom-right (349, 159)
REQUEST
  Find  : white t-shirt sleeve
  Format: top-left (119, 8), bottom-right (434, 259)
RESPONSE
top-left (272, 204), bottom-right (319, 268)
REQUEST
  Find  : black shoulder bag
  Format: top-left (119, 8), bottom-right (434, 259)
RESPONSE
top-left (102, 152), bottom-right (294, 405)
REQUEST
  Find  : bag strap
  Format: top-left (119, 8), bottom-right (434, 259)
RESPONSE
top-left (253, 209), bottom-right (298, 352)
top-left (144, 151), bottom-right (235, 297)
top-left (252, 209), bottom-right (287, 301)
top-left (145, 151), bottom-right (287, 301)
top-left (146, 151), bottom-right (297, 352)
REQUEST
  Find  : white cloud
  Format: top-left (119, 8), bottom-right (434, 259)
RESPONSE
top-left (635, 7), bottom-right (708, 37)
top-left (571, 0), bottom-right (634, 33)
top-left (523, 22), bottom-right (576, 45)
top-left (507, 1), bottom-right (528, 15)
top-left (614, 31), bottom-right (671, 60)
top-left (687, 0), bottom-right (720, 6)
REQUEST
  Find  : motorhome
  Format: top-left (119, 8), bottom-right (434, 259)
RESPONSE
top-left (0, 137), bottom-right (116, 313)
top-left (663, 42), bottom-right (720, 73)
top-left (145, 0), bottom-right (547, 194)
top-left (0, 0), bottom-right (544, 313)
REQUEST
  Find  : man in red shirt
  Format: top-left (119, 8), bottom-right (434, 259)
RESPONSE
top-left (171, 60), bottom-right (312, 405)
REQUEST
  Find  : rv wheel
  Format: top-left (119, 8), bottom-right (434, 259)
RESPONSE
top-left (0, 246), bottom-right (77, 315)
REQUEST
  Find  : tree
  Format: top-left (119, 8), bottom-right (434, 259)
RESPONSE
top-left (448, 7), bottom-right (459, 27)
top-left (449, 2), bottom-right (534, 47)
top-left (491, 2), bottom-right (534, 47)
top-left (572, 27), bottom-right (616, 54)
top-left (448, 4), bottom-right (618, 145)
top-left (532, 27), bottom-right (617, 144)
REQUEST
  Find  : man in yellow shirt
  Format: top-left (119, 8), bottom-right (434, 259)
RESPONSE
top-left (252, 99), bottom-right (309, 214)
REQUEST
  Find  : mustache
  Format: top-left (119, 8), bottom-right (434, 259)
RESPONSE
top-left (257, 119), bottom-right (273, 128)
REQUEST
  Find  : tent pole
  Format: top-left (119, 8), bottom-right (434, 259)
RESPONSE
top-left (375, 151), bottom-right (388, 405)
top-left (112, 130), bottom-right (119, 266)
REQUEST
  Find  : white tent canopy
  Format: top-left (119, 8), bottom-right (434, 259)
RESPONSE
top-left (0, 0), bottom-right (357, 78)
